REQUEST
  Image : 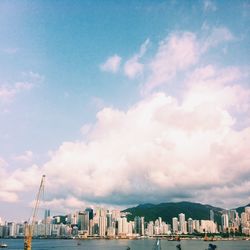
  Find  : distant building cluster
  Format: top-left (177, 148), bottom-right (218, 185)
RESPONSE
top-left (0, 206), bottom-right (250, 238)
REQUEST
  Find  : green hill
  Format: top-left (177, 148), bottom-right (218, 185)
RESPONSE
top-left (235, 203), bottom-right (250, 215)
top-left (123, 201), bottom-right (223, 225)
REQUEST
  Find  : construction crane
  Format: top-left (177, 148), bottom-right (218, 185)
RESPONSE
top-left (24, 175), bottom-right (46, 250)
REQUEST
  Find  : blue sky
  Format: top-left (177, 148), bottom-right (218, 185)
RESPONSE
top-left (0, 0), bottom-right (250, 221)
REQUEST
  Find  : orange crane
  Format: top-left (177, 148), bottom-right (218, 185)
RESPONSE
top-left (24, 175), bottom-right (46, 250)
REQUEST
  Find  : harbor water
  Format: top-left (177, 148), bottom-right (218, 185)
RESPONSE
top-left (1, 238), bottom-right (250, 250)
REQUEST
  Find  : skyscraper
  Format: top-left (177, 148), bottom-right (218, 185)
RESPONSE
top-left (172, 217), bottom-right (178, 233)
top-left (221, 213), bottom-right (229, 232)
top-left (134, 216), bottom-right (144, 235)
top-left (179, 213), bottom-right (186, 234)
top-left (210, 210), bottom-right (214, 222)
top-left (78, 211), bottom-right (89, 232)
top-left (187, 218), bottom-right (193, 234)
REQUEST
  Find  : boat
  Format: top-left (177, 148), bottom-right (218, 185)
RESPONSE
top-left (0, 242), bottom-right (8, 248)
top-left (207, 243), bottom-right (217, 250)
top-left (176, 243), bottom-right (181, 250)
top-left (152, 238), bottom-right (161, 250)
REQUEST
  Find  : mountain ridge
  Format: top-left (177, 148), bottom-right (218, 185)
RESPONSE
top-left (123, 201), bottom-right (249, 225)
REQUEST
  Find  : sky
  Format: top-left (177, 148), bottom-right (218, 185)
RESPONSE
top-left (0, 0), bottom-right (250, 221)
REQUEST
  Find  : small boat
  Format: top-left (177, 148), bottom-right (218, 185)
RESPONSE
top-left (0, 242), bottom-right (8, 248)
top-left (176, 244), bottom-right (181, 250)
top-left (153, 238), bottom-right (161, 250)
top-left (207, 243), bottom-right (217, 250)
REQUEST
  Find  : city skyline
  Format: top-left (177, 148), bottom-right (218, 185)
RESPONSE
top-left (1, 204), bottom-right (250, 238)
top-left (0, 0), bottom-right (250, 221)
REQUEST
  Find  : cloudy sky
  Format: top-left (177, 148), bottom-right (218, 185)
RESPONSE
top-left (0, 0), bottom-right (250, 221)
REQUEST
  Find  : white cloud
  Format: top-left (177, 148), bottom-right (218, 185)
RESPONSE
top-left (100, 54), bottom-right (121, 73)
top-left (184, 65), bottom-right (250, 116)
top-left (143, 32), bottom-right (199, 94)
top-left (29, 64), bottom-right (248, 208)
top-left (141, 27), bottom-right (235, 94)
top-left (1, 70), bottom-right (249, 207)
top-left (124, 39), bottom-right (150, 79)
top-left (203, 0), bottom-right (217, 12)
top-left (14, 150), bottom-right (34, 162)
top-left (0, 82), bottom-right (34, 103)
top-left (124, 58), bottom-right (144, 79)
top-left (202, 26), bottom-right (234, 52)
top-left (0, 71), bottom-right (43, 104)
top-left (1, 28), bottom-right (248, 209)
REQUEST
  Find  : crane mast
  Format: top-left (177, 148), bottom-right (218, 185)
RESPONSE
top-left (24, 175), bottom-right (46, 250)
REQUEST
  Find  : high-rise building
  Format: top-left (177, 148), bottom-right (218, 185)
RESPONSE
top-left (200, 220), bottom-right (217, 233)
top-left (78, 211), bottom-right (89, 232)
top-left (193, 220), bottom-right (200, 233)
top-left (147, 221), bottom-right (154, 236)
top-left (85, 208), bottom-right (94, 220)
top-left (179, 213), bottom-right (186, 234)
top-left (44, 209), bottom-right (50, 220)
top-left (221, 213), bottom-right (229, 232)
top-left (187, 218), bottom-right (193, 234)
top-left (99, 216), bottom-right (107, 237)
top-left (172, 217), bottom-right (178, 233)
top-left (210, 210), bottom-right (214, 222)
top-left (134, 216), bottom-right (144, 235)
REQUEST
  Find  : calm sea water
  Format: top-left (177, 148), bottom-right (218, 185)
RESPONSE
top-left (1, 238), bottom-right (250, 250)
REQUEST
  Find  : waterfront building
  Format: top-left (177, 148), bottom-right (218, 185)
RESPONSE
top-left (241, 210), bottom-right (250, 236)
top-left (200, 220), bottom-right (217, 233)
top-left (127, 221), bottom-right (133, 236)
top-left (178, 213), bottom-right (186, 234)
top-left (221, 213), bottom-right (229, 232)
top-left (172, 217), bottom-right (178, 234)
top-left (99, 216), bottom-right (107, 237)
top-left (188, 218), bottom-right (193, 234)
top-left (107, 226), bottom-right (116, 237)
top-left (117, 217), bottom-right (128, 237)
top-left (134, 216), bottom-right (144, 236)
top-left (193, 220), bottom-right (200, 233)
top-left (147, 221), bottom-right (154, 236)
top-left (78, 211), bottom-right (89, 233)
top-left (7, 222), bottom-right (16, 237)
top-left (162, 222), bottom-right (169, 235)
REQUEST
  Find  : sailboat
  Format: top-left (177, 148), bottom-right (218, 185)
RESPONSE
top-left (152, 238), bottom-right (161, 250)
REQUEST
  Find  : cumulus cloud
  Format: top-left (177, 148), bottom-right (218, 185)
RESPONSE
top-left (124, 39), bottom-right (150, 79)
top-left (33, 61), bottom-right (249, 208)
top-left (1, 27), bottom-right (249, 210)
top-left (100, 54), bottom-right (121, 73)
top-left (143, 32), bottom-right (199, 94)
top-left (142, 27), bottom-right (235, 94)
